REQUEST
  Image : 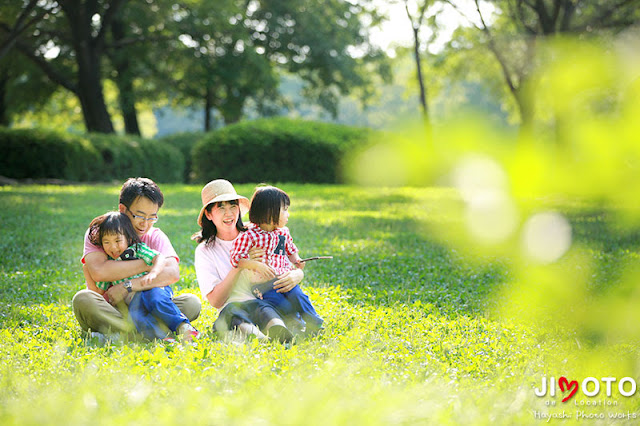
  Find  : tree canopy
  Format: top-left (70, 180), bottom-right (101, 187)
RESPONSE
top-left (0, 0), bottom-right (389, 133)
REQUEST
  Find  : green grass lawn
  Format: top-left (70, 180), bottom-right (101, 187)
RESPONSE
top-left (1, 183), bottom-right (639, 425)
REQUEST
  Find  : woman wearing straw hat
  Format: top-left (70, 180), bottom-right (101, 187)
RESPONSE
top-left (193, 179), bottom-right (302, 341)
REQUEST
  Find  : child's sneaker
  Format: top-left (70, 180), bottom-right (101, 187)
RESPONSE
top-left (267, 324), bottom-right (294, 343)
top-left (177, 322), bottom-right (200, 343)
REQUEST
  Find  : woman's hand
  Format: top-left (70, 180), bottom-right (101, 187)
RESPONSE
top-left (254, 262), bottom-right (276, 281)
top-left (238, 258), bottom-right (276, 281)
top-left (105, 283), bottom-right (127, 305)
top-left (273, 268), bottom-right (304, 293)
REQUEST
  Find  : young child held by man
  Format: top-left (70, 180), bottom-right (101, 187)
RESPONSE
top-left (87, 212), bottom-right (200, 342)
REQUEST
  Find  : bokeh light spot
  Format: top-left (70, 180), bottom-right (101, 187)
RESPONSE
top-left (452, 154), bottom-right (508, 202)
top-left (465, 190), bottom-right (518, 243)
top-left (349, 144), bottom-right (408, 187)
top-left (522, 212), bottom-right (572, 263)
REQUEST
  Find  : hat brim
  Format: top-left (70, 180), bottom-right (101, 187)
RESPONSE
top-left (197, 194), bottom-right (250, 227)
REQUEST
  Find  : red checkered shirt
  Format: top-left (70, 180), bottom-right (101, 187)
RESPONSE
top-left (230, 223), bottom-right (298, 276)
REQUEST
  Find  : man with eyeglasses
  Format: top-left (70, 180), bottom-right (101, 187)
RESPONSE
top-left (72, 177), bottom-right (201, 338)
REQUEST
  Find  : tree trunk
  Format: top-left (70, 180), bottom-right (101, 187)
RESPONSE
top-left (517, 37), bottom-right (537, 138)
top-left (221, 103), bottom-right (243, 125)
top-left (61, 1), bottom-right (115, 133)
top-left (204, 86), bottom-right (213, 131)
top-left (75, 44), bottom-right (115, 133)
top-left (110, 14), bottom-right (140, 135)
top-left (116, 73), bottom-right (140, 135)
top-left (515, 88), bottom-right (534, 137)
top-left (0, 68), bottom-right (8, 126)
top-left (412, 26), bottom-right (429, 125)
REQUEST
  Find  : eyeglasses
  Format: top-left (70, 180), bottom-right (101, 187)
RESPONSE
top-left (126, 207), bottom-right (159, 223)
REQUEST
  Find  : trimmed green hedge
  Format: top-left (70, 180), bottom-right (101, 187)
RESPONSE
top-left (192, 118), bottom-right (373, 184)
top-left (0, 127), bottom-right (101, 181)
top-left (87, 134), bottom-right (184, 183)
top-left (1, 119), bottom-right (374, 184)
top-left (156, 131), bottom-right (204, 183)
top-left (0, 128), bottom-right (184, 183)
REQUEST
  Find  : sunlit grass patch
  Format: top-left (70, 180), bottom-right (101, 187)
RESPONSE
top-left (2, 179), bottom-right (640, 423)
top-left (0, 285), bottom-right (544, 425)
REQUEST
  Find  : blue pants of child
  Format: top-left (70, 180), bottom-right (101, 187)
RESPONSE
top-left (129, 286), bottom-right (188, 340)
top-left (253, 280), bottom-right (323, 332)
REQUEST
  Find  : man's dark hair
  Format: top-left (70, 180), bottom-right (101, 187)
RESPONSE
top-left (89, 212), bottom-right (141, 248)
top-left (119, 177), bottom-right (164, 209)
top-left (249, 186), bottom-right (290, 226)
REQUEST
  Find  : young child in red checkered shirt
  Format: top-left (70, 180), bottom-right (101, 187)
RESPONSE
top-left (230, 186), bottom-right (324, 336)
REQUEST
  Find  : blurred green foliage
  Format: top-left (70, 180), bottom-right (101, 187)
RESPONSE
top-left (347, 37), bottom-right (640, 357)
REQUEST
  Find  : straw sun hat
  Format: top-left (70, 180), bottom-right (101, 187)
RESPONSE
top-left (197, 179), bottom-right (250, 226)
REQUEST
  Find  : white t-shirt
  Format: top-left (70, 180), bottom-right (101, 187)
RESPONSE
top-left (194, 236), bottom-right (254, 307)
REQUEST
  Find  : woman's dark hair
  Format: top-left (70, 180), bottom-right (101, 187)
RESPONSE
top-left (119, 177), bottom-right (164, 209)
top-left (89, 212), bottom-right (141, 247)
top-left (192, 200), bottom-right (246, 245)
top-left (248, 186), bottom-right (290, 226)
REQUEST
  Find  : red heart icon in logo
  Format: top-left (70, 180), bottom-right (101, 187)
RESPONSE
top-left (558, 377), bottom-right (578, 402)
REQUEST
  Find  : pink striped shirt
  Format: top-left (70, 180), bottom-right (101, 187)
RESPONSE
top-left (230, 223), bottom-right (298, 276)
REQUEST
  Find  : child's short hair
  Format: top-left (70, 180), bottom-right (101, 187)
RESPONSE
top-left (89, 211), bottom-right (141, 247)
top-left (249, 186), bottom-right (290, 226)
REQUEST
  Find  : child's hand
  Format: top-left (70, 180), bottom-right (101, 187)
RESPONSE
top-left (140, 273), bottom-right (156, 287)
top-left (291, 255), bottom-right (305, 270)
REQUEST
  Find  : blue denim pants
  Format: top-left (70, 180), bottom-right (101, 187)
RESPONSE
top-left (129, 286), bottom-right (188, 340)
top-left (252, 280), bottom-right (323, 331)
